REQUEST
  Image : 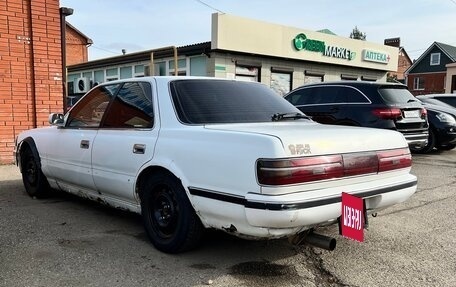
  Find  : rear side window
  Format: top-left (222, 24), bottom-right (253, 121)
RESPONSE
top-left (287, 86), bottom-right (369, 105)
top-left (287, 87), bottom-right (340, 105)
top-left (341, 87), bottom-right (370, 103)
top-left (170, 80), bottom-right (299, 124)
top-left (378, 87), bottom-right (417, 104)
top-left (102, 82), bottom-right (154, 128)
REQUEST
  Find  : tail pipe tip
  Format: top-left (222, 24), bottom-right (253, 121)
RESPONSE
top-left (301, 232), bottom-right (337, 251)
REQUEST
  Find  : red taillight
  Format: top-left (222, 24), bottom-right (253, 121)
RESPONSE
top-left (420, 108), bottom-right (427, 118)
top-left (257, 155), bottom-right (343, 185)
top-left (257, 148), bottom-right (412, 186)
top-left (377, 148), bottom-right (412, 172)
top-left (372, 108), bottom-right (402, 119)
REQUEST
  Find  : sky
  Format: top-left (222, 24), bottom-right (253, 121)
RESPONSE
top-left (59, 0), bottom-right (456, 61)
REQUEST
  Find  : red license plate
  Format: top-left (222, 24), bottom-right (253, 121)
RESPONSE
top-left (340, 192), bottom-right (365, 242)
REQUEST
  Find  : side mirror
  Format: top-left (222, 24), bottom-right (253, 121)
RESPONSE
top-left (49, 113), bottom-right (64, 126)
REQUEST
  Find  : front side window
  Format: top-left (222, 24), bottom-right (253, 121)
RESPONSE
top-left (430, 53), bottom-right (440, 66)
top-left (170, 80), bottom-right (300, 124)
top-left (66, 84), bottom-right (120, 128)
top-left (102, 82), bottom-right (154, 128)
top-left (285, 89), bottom-right (313, 106)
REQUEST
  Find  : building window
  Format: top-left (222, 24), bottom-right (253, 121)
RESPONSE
top-left (68, 73), bottom-right (81, 83)
top-left (270, 68), bottom-right (292, 96)
top-left (155, 62), bottom-right (166, 76)
top-left (94, 70), bottom-right (104, 84)
top-left (413, 77), bottom-right (425, 90)
top-left (361, 76), bottom-right (377, 82)
top-left (83, 71), bottom-right (92, 80)
top-left (168, 58), bottom-right (187, 76)
top-left (190, 56), bottom-right (207, 76)
top-left (430, 53), bottom-right (440, 66)
top-left (235, 65), bottom-right (259, 82)
top-left (106, 68), bottom-right (118, 81)
top-left (304, 70), bottom-right (324, 84)
top-left (120, 66), bottom-right (132, 79)
top-left (341, 74), bottom-right (358, 81)
top-left (134, 65), bottom-right (145, 77)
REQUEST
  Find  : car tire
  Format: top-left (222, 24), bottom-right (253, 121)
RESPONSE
top-left (139, 172), bottom-right (203, 253)
top-left (438, 143), bottom-right (456, 151)
top-left (20, 147), bottom-right (50, 198)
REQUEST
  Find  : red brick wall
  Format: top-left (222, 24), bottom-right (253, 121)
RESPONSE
top-left (389, 53), bottom-right (412, 81)
top-left (407, 73), bottom-right (446, 96)
top-left (66, 26), bottom-right (88, 65)
top-left (0, 0), bottom-right (62, 164)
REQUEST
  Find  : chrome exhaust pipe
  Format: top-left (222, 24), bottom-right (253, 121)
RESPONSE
top-left (290, 230), bottom-right (337, 251)
top-left (303, 232), bottom-right (337, 251)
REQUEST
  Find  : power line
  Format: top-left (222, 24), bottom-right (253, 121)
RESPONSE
top-left (90, 45), bottom-right (120, 55)
top-left (194, 0), bottom-right (225, 13)
top-left (449, 0), bottom-right (456, 5)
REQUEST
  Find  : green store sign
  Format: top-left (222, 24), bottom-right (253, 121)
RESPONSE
top-left (362, 49), bottom-right (390, 64)
top-left (293, 33), bottom-right (355, 61)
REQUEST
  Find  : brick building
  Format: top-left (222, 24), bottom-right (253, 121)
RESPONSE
top-left (384, 37), bottom-right (412, 83)
top-left (0, 0), bottom-right (63, 164)
top-left (65, 22), bottom-right (92, 66)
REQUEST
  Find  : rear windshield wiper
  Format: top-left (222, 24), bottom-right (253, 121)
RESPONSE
top-left (271, 112), bottom-right (311, 122)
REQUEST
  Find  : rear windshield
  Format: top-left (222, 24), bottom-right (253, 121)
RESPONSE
top-left (170, 80), bottom-right (300, 124)
top-left (378, 86), bottom-right (417, 104)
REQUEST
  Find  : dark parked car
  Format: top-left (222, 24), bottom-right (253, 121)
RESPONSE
top-left (413, 101), bottom-right (456, 153)
top-left (284, 81), bottom-right (429, 150)
top-left (416, 94), bottom-right (456, 109)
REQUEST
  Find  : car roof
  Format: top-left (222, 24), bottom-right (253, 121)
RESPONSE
top-left (418, 94), bottom-right (456, 98)
top-left (295, 80), bottom-right (407, 89)
top-left (96, 76), bottom-right (261, 88)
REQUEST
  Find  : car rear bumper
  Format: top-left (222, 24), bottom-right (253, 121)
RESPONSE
top-left (244, 178), bottom-right (416, 230)
top-left (403, 132), bottom-right (429, 149)
top-left (189, 174), bottom-right (417, 239)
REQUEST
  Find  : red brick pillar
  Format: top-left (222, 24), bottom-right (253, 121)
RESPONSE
top-left (0, 0), bottom-right (62, 164)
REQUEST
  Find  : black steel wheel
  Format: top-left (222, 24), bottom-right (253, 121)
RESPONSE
top-left (140, 172), bottom-right (203, 253)
top-left (21, 147), bottom-right (49, 197)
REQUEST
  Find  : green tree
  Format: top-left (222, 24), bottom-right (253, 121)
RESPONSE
top-left (350, 26), bottom-right (366, 40)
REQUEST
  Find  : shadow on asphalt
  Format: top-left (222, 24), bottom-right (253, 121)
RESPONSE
top-left (2, 182), bottom-right (298, 259)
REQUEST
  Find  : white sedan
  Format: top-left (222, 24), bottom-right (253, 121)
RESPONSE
top-left (15, 77), bottom-right (417, 253)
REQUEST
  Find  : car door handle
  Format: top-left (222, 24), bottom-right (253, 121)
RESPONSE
top-left (133, 144), bottom-right (146, 154)
top-left (80, 140), bottom-right (90, 149)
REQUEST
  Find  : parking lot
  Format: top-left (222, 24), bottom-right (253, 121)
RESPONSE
top-left (1, 149), bottom-right (455, 287)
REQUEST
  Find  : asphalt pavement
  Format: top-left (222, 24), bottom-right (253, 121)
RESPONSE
top-left (0, 150), bottom-right (455, 287)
